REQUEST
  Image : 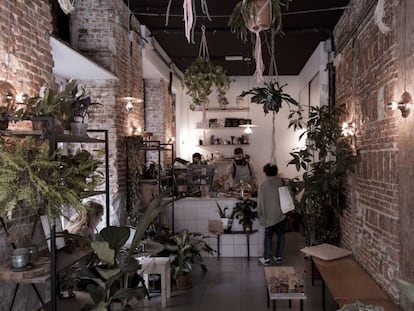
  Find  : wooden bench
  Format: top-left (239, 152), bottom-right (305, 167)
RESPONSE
top-left (312, 256), bottom-right (401, 311)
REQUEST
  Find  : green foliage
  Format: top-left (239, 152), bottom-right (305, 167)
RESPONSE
top-left (395, 278), bottom-right (414, 303)
top-left (337, 301), bottom-right (384, 311)
top-left (287, 104), bottom-right (358, 245)
top-left (240, 81), bottom-right (299, 115)
top-left (0, 137), bottom-right (103, 220)
top-left (165, 229), bottom-right (215, 280)
top-left (228, 0), bottom-right (289, 43)
top-left (233, 199), bottom-right (258, 225)
top-left (84, 193), bottom-right (171, 310)
top-left (184, 57), bottom-right (230, 110)
top-left (216, 201), bottom-right (236, 219)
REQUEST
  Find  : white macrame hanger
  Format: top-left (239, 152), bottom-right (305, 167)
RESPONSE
top-left (198, 25), bottom-right (210, 60)
top-left (268, 28), bottom-right (279, 165)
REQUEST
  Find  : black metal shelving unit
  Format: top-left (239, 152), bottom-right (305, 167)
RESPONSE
top-left (0, 117), bottom-right (110, 311)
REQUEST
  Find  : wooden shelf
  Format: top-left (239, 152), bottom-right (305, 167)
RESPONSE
top-left (194, 107), bottom-right (249, 112)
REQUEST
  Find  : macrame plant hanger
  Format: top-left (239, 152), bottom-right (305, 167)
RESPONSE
top-left (242, 0), bottom-right (272, 83)
top-left (268, 28), bottom-right (279, 165)
top-left (199, 25), bottom-right (210, 139)
top-left (166, 0), bottom-right (211, 44)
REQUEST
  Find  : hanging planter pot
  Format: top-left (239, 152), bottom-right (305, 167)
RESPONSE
top-left (242, 0), bottom-right (272, 32)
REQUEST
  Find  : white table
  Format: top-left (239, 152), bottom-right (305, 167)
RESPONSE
top-left (137, 257), bottom-right (171, 308)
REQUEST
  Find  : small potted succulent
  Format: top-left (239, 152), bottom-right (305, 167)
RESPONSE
top-left (268, 276), bottom-right (280, 293)
top-left (184, 57), bottom-right (230, 111)
top-left (278, 271), bottom-right (290, 293)
top-left (293, 271), bottom-right (306, 293)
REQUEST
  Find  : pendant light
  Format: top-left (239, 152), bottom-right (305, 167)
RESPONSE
top-left (239, 61), bottom-right (258, 134)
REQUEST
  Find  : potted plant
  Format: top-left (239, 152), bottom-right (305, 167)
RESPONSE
top-left (216, 202), bottom-right (237, 233)
top-left (16, 85), bottom-right (74, 131)
top-left (165, 229), bottom-right (215, 289)
top-left (240, 81), bottom-right (299, 115)
top-left (0, 137), bottom-right (103, 220)
top-left (0, 81), bottom-right (17, 130)
top-left (287, 104), bottom-right (358, 245)
top-left (268, 276), bottom-right (280, 293)
top-left (59, 262), bottom-right (81, 299)
top-left (278, 271), bottom-right (289, 293)
top-left (293, 271), bottom-right (306, 293)
top-left (228, 0), bottom-right (287, 42)
top-left (233, 199), bottom-right (258, 231)
top-left (82, 192), bottom-right (173, 310)
top-left (184, 57), bottom-right (230, 111)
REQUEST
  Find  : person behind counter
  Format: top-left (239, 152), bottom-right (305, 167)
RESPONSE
top-left (192, 152), bottom-right (202, 164)
top-left (219, 147), bottom-right (257, 188)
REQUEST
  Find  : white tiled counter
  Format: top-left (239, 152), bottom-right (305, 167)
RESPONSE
top-left (161, 198), bottom-right (264, 258)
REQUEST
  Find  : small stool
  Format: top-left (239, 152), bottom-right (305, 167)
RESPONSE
top-left (137, 257), bottom-right (171, 308)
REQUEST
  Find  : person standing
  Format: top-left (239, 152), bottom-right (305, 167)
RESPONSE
top-left (257, 163), bottom-right (287, 265)
top-left (220, 147), bottom-right (257, 188)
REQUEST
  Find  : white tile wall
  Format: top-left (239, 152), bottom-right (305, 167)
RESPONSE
top-left (162, 198), bottom-right (264, 258)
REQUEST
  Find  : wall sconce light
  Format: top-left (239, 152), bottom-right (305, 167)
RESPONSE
top-left (167, 136), bottom-right (175, 144)
top-left (122, 96), bottom-right (143, 113)
top-left (341, 121), bottom-right (355, 137)
top-left (387, 91), bottom-right (412, 118)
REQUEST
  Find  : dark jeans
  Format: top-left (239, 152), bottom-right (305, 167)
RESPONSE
top-left (263, 217), bottom-right (288, 259)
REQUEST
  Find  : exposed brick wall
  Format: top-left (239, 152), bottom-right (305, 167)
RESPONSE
top-left (71, 0), bottom-right (145, 225)
top-left (0, 1), bottom-right (54, 309)
top-left (335, 0), bottom-right (411, 305)
top-left (144, 79), bottom-right (176, 168)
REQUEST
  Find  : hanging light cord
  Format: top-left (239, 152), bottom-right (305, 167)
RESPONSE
top-left (269, 28), bottom-right (279, 165)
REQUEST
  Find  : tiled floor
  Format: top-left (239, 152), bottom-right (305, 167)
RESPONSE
top-left (137, 231), bottom-right (337, 311)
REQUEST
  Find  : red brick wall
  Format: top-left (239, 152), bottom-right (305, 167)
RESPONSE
top-left (71, 0), bottom-right (145, 224)
top-left (335, 0), bottom-right (408, 303)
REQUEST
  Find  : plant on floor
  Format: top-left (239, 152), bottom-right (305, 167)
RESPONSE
top-left (83, 192), bottom-right (172, 310)
top-left (233, 199), bottom-right (258, 231)
top-left (287, 104), bottom-right (358, 245)
top-left (240, 81), bottom-right (299, 115)
top-left (165, 229), bottom-right (215, 288)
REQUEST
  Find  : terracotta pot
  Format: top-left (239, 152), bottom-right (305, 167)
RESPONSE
top-left (270, 286), bottom-right (279, 293)
top-left (279, 284), bottom-right (289, 293)
top-left (242, 0), bottom-right (272, 32)
top-left (176, 274), bottom-right (192, 289)
top-left (295, 285), bottom-right (304, 293)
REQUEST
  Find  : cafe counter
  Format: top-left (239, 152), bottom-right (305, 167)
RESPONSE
top-left (161, 197), bottom-right (264, 258)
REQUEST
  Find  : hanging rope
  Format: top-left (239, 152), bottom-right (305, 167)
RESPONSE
top-left (270, 111), bottom-right (277, 165)
top-left (198, 25), bottom-right (210, 60)
top-left (201, 0), bottom-right (212, 22)
top-left (268, 28), bottom-right (279, 83)
top-left (269, 28), bottom-right (279, 165)
top-left (374, 0), bottom-right (390, 34)
top-left (165, 0), bottom-right (173, 26)
top-left (57, 0), bottom-right (76, 15)
top-left (183, 0), bottom-right (194, 43)
top-left (253, 31), bottom-right (264, 83)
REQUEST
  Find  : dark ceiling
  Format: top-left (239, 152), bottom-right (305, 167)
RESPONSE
top-left (127, 0), bottom-right (350, 76)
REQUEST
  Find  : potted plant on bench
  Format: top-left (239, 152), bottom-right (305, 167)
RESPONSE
top-left (233, 199), bottom-right (258, 232)
top-left (216, 202), bottom-right (237, 233)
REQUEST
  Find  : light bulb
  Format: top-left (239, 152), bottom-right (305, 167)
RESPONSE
top-left (125, 101), bottom-right (133, 112)
top-left (244, 126), bottom-right (253, 135)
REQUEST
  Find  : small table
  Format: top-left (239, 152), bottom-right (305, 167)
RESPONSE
top-left (215, 230), bottom-right (258, 260)
top-left (136, 257), bottom-right (171, 308)
top-left (264, 266), bottom-right (307, 311)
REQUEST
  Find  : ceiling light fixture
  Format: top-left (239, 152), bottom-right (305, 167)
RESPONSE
top-left (387, 91), bottom-right (412, 118)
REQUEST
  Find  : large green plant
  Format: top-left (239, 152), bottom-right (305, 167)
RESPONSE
top-left (165, 229), bottom-right (215, 280)
top-left (83, 192), bottom-right (172, 310)
top-left (287, 104), bottom-right (357, 245)
top-left (233, 199), bottom-right (258, 227)
top-left (184, 57), bottom-right (230, 110)
top-left (0, 137), bottom-right (103, 220)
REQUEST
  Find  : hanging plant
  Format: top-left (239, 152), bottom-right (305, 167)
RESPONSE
top-left (184, 57), bottom-right (230, 110)
top-left (228, 0), bottom-right (290, 82)
top-left (239, 81), bottom-right (299, 115)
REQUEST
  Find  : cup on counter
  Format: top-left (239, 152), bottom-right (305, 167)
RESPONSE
top-left (11, 248), bottom-right (29, 269)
